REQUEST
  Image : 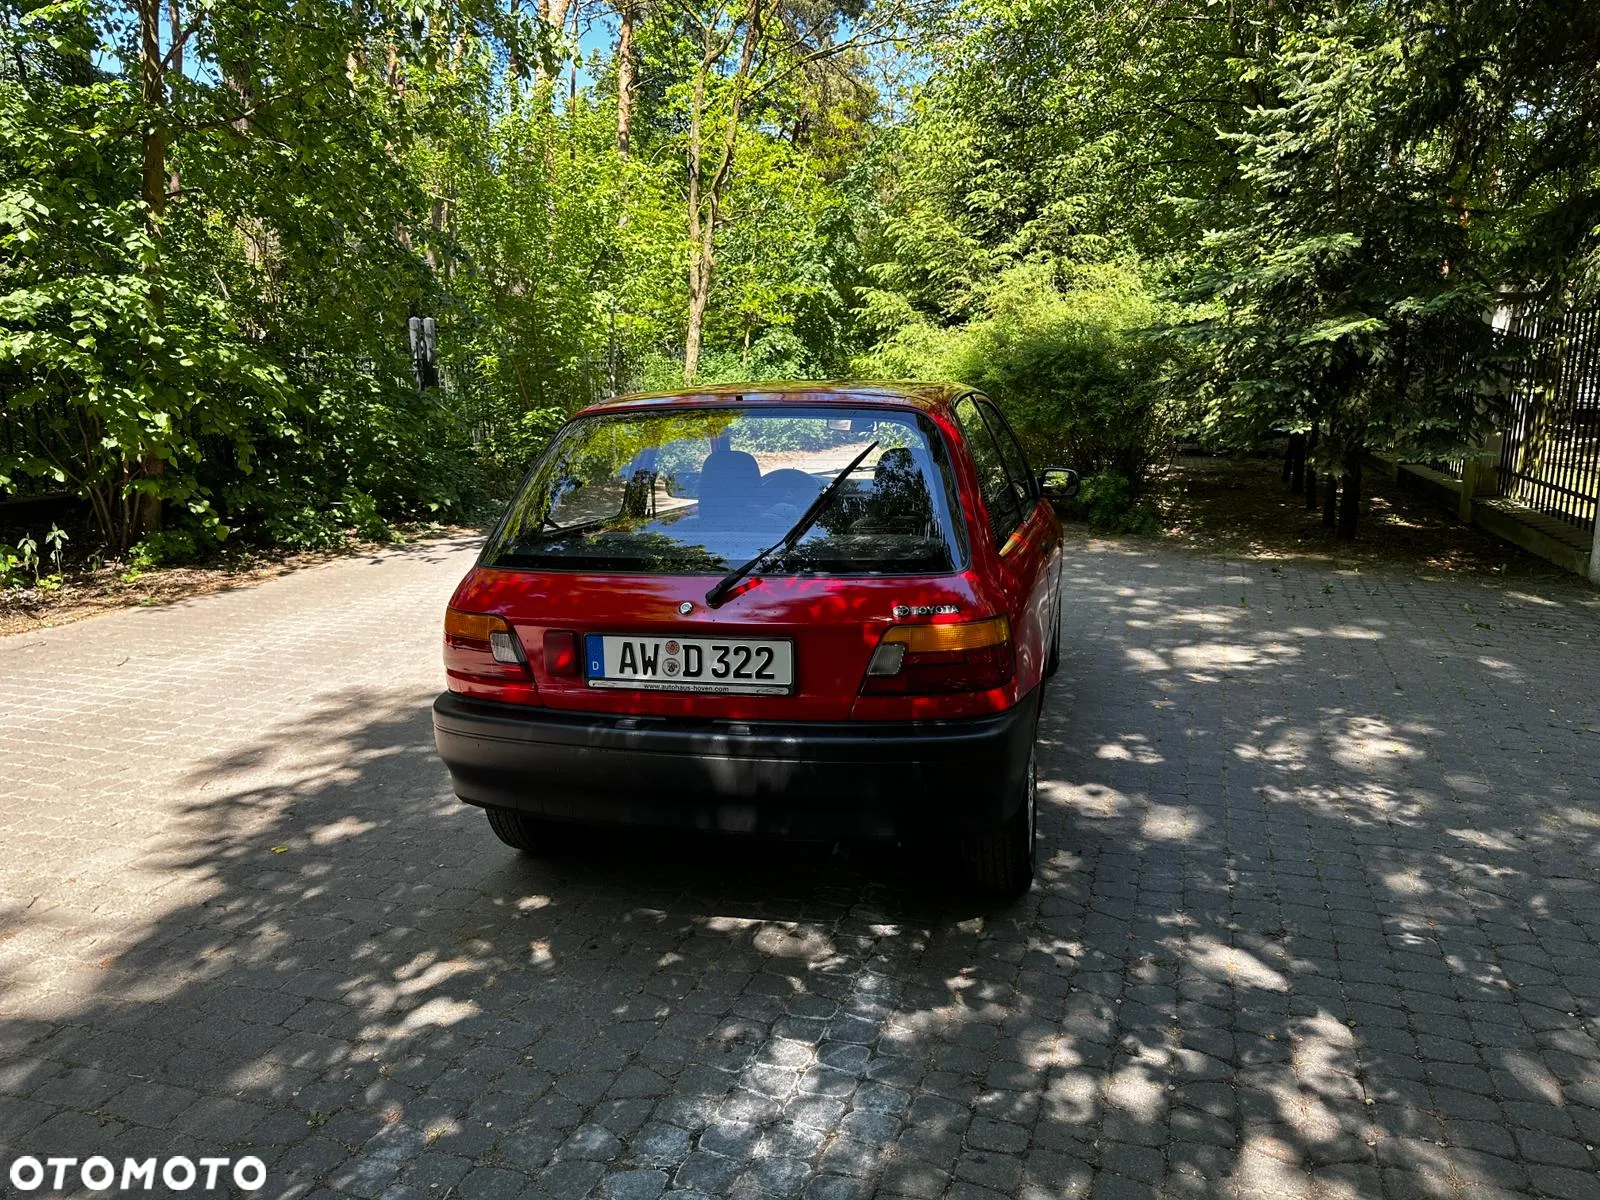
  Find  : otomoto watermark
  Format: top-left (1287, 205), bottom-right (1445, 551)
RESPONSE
top-left (7, 1155), bottom-right (266, 1193)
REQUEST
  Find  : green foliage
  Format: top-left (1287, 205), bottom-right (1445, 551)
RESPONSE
top-left (5, 0), bottom-right (1598, 562)
top-left (1, 525), bottom-right (72, 585)
top-left (863, 0), bottom-right (1600, 537)
top-left (859, 262), bottom-right (1191, 482)
top-left (1179, 15), bottom-right (1508, 481)
top-left (129, 529), bottom-right (205, 569)
top-left (1069, 471), bottom-right (1160, 535)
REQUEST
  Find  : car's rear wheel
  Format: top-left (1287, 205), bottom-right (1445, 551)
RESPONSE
top-left (484, 806), bottom-right (568, 855)
top-left (1045, 613), bottom-right (1061, 677)
top-left (959, 744), bottom-right (1036, 897)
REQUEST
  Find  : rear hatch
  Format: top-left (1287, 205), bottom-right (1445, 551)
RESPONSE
top-left (462, 401), bottom-right (977, 720)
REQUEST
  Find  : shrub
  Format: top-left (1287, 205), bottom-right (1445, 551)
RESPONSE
top-left (856, 262), bottom-right (1194, 488)
top-left (1070, 470), bottom-right (1161, 534)
top-left (129, 529), bottom-right (209, 568)
top-left (257, 489), bottom-right (392, 550)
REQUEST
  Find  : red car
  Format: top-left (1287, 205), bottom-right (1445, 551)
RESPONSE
top-left (432, 382), bottom-right (1078, 894)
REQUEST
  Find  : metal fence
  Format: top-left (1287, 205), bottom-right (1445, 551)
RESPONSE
top-left (1495, 305), bottom-right (1600, 533)
top-left (1427, 456), bottom-right (1466, 481)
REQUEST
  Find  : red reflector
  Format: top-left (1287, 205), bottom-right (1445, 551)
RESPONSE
top-left (544, 630), bottom-right (578, 676)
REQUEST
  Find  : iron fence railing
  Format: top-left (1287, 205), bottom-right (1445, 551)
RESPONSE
top-left (1427, 456), bottom-right (1466, 481)
top-left (1495, 305), bottom-right (1600, 533)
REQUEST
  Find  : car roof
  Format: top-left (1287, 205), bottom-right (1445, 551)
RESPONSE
top-left (575, 380), bottom-right (970, 418)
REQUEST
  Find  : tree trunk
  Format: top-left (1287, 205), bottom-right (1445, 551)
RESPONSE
top-left (549, 0), bottom-right (574, 50)
top-left (1322, 473), bottom-right (1338, 528)
top-left (348, 0), bottom-right (366, 81)
top-left (166, 0), bottom-right (182, 198)
top-left (138, 0), bottom-right (165, 259)
top-left (683, 40), bottom-right (708, 384)
top-left (682, 0), bottom-right (764, 384)
top-left (567, 0), bottom-right (579, 114)
top-left (507, 0), bottom-right (523, 91)
top-left (136, 0), bottom-right (166, 541)
top-left (1303, 423), bottom-right (1319, 508)
top-left (534, 0), bottom-right (575, 88)
top-left (426, 196), bottom-right (445, 271)
top-left (685, 262), bottom-right (711, 383)
top-left (1337, 445), bottom-right (1363, 539)
top-left (615, 0), bottom-right (635, 158)
top-left (1285, 432), bottom-right (1304, 489)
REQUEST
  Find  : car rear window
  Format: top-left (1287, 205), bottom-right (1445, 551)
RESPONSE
top-left (483, 406), bottom-right (968, 576)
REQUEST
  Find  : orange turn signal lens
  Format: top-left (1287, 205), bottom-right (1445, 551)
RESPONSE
top-left (863, 616), bottom-right (1015, 694)
top-left (445, 609), bottom-right (510, 642)
top-left (880, 616), bottom-right (1010, 653)
top-left (445, 609), bottom-right (527, 667)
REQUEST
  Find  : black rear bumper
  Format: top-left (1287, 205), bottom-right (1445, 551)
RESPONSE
top-left (432, 690), bottom-right (1040, 841)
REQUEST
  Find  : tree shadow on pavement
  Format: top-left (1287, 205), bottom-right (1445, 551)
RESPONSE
top-left (1, 535), bottom-right (1598, 1200)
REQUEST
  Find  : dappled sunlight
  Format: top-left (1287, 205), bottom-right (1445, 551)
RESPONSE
top-left (1165, 606), bottom-right (1241, 626)
top-left (1324, 625), bottom-right (1387, 640)
top-left (2, 533), bottom-right (1597, 1199)
top-left (1170, 641), bottom-right (1270, 670)
top-left (1183, 935), bottom-right (1290, 993)
top-left (1123, 645), bottom-right (1169, 671)
top-left (1139, 802), bottom-right (1205, 843)
top-left (1094, 733), bottom-right (1164, 764)
top-left (1324, 712), bottom-right (1426, 773)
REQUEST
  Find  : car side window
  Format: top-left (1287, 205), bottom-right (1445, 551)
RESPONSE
top-left (955, 395), bottom-right (1024, 545)
top-left (977, 400), bottom-right (1038, 508)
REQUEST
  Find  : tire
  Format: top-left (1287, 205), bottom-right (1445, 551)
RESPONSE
top-left (959, 744), bottom-right (1036, 897)
top-left (1045, 613), bottom-right (1061, 678)
top-left (484, 806), bottom-right (568, 855)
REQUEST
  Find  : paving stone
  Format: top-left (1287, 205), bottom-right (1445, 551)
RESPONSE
top-left (673, 1152), bottom-right (743, 1194)
top-left (954, 1149), bottom-right (1024, 1192)
top-left (563, 1123), bottom-right (625, 1162)
top-left (602, 1168), bottom-right (670, 1200)
top-left (838, 1109), bottom-right (899, 1143)
top-left (738, 1155), bottom-right (811, 1196)
top-left (1513, 1127), bottom-right (1595, 1170)
top-left (878, 1158), bottom-right (950, 1198)
top-left (630, 1122), bottom-right (693, 1165)
top-left (533, 1160), bottom-right (605, 1195)
top-left (801, 1176), bottom-right (872, 1200)
top-left (966, 1115), bottom-right (1029, 1154)
top-left (5, 534), bottom-right (1600, 1200)
top-left (1527, 1162), bottom-right (1600, 1200)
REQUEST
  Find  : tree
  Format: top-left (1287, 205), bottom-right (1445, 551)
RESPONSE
top-left (667, 0), bottom-right (903, 381)
top-left (1185, 2), bottom-right (1600, 537)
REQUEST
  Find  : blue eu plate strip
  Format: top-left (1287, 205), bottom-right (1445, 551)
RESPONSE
top-left (584, 634), bottom-right (605, 679)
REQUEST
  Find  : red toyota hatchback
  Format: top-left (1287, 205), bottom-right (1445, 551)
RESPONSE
top-left (432, 382), bottom-right (1078, 894)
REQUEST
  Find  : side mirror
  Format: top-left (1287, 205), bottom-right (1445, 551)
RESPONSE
top-left (1038, 467), bottom-right (1080, 501)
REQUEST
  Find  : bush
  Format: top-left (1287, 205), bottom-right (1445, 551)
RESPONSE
top-left (129, 529), bottom-right (211, 568)
top-left (856, 262), bottom-right (1193, 488)
top-left (257, 489), bottom-right (392, 550)
top-left (1069, 470), bottom-right (1161, 534)
top-left (0, 546), bottom-right (23, 587)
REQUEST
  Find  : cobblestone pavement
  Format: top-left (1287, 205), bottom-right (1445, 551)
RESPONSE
top-left (3, 534), bottom-right (1600, 1200)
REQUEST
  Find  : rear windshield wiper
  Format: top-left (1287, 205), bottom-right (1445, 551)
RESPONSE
top-left (704, 441), bottom-right (878, 609)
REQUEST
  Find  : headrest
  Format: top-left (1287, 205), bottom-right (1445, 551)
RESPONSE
top-left (699, 449), bottom-right (762, 519)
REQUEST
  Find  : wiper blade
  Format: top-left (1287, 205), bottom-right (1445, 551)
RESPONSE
top-left (704, 441), bottom-right (879, 609)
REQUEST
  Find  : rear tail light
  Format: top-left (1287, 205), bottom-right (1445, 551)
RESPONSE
top-left (862, 616), bottom-right (1014, 695)
top-left (444, 609), bottom-right (532, 693)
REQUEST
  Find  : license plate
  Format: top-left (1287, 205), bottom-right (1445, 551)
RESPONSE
top-left (585, 634), bottom-right (794, 695)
